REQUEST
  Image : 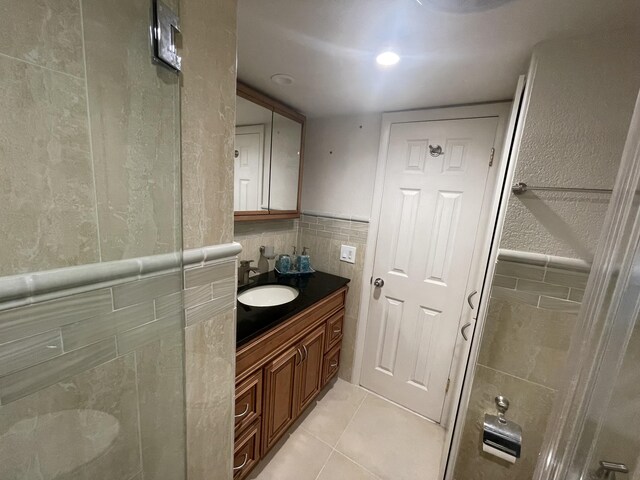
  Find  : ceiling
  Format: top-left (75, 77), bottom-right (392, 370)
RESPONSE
top-left (237, 0), bottom-right (640, 118)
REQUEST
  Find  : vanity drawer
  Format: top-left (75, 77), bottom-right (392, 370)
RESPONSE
top-left (322, 343), bottom-right (341, 387)
top-left (324, 309), bottom-right (344, 352)
top-left (235, 370), bottom-right (262, 436)
top-left (233, 419), bottom-right (261, 480)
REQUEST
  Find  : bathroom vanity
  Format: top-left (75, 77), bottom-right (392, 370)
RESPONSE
top-left (233, 271), bottom-right (349, 479)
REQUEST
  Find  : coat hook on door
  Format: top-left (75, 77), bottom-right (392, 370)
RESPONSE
top-left (429, 145), bottom-right (444, 157)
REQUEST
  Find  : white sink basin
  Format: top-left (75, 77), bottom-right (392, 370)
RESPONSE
top-left (238, 285), bottom-right (299, 307)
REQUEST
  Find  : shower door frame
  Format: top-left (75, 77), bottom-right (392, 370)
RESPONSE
top-left (442, 69), bottom-right (531, 479)
top-left (532, 90), bottom-right (640, 480)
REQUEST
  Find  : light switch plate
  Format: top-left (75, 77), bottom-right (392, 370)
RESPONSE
top-left (340, 245), bottom-right (356, 264)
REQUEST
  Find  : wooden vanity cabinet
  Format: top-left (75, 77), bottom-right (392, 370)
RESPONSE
top-left (233, 286), bottom-right (347, 479)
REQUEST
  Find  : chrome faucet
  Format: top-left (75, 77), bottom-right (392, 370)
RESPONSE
top-left (238, 260), bottom-right (260, 287)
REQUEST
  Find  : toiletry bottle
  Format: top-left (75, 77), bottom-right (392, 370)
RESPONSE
top-left (258, 246), bottom-right (269, 273)
top-left (299, 247), bottom-right (311, 273)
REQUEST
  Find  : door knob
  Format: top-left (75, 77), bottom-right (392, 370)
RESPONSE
top-left (374, 278), bottom-right (385, 287)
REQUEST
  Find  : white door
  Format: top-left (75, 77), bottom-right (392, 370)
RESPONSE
top-left (234, 125), bottom-right (265, 211)
top-left (361, 117), bottom-right (499, 422)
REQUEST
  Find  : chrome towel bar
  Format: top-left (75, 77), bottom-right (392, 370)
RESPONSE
top-left (512, 182), bottom-right (613, 195)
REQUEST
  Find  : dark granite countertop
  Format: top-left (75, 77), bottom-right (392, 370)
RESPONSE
top-left (236, 270), bottom-right (350, 348)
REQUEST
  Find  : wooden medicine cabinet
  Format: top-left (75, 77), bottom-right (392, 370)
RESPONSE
top-left (235, 82), bottom-right (305, 221)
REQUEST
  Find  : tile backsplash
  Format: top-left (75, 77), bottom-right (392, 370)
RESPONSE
top-left (234, 219), bottom-right (299, 271)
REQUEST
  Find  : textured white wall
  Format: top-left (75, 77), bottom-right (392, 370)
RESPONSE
top-left (301, 114), bottom-right (382, 220)
top-left (501, 29), bottom-right (640, 260)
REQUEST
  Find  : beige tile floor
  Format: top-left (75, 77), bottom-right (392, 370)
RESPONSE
top-left (248, 378), bottom-right (445, 480)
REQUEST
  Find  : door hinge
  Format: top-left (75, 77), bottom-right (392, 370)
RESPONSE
top-left (445, 378), bottom-right (451, 394)
top-left (489, 147), bottom-right (495, 167)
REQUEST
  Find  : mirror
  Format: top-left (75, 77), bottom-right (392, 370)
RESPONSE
top-left (235, 96), bottom-right (271, 212)
top-left (235, 83), bottom-right (305, 220)
top-left (269, 112), bottom-right (302, 211)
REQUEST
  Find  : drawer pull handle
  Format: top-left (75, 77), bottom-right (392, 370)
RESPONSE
top-left (332, 328), bottom-right (341, 334)
top-left (296, 347), bottom-right (303, 364)
top-left (302, 344), bottom-right (308, 362)
top-left (330, 361), bottom-right (338, 368)
top-left (233, 453), bottom-right (249, 471)
top-left (234, 403), bottom-right (250, 419)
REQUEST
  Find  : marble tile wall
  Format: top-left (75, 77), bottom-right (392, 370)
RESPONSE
top-left (0, 0), bottom-right (182, 276)
top-left (83, 0), bottom-right (181, 262)
top-left (298, 214), bottom-right (369, 382)
top-left (182, 257), bottom-right (237, 480)
top-left (178, 0), bottom-right (239, 477)
top-left (453, 256), bottom-right (588, 479)
top-left (0, 270), bottom-right (187, 480)
top-left (181, 0), bottom-right (238, 249)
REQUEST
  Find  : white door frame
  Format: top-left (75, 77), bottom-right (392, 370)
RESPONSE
top-left (352, 101), bottom-right (514, 447)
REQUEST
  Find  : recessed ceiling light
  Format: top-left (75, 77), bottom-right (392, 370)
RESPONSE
top-left (271, 74), bottom-right (295, 86)
top-left (376, 51), bottom-right (400, 66)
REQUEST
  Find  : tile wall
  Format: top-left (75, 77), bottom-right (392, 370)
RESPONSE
top-left (0, 270), bottom-right (186, 480)
top-left (182, 256), bottom-right (238, 480)
top-left (179, 0), bottom-right (238, 477)
top-left (0, 0), bottom-right (182, 276)
top-left (181, 0), bottom-right (238, 249)
top-left (0, 250), bottom-right (239, 480)
top-left (298, 214), bottom-right (369, 382)
top-left (234, 219), bottom-right (299, 270)
top-left (454, 255), bottom-right (588, 479)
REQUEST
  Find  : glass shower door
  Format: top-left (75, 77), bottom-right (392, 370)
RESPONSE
top-left (0, 0), bottom-right (185, 478)
top-left (534, 92), bottom-right (640, 480)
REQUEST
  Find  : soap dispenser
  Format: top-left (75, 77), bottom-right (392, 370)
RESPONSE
top-left (299, 247), bottom-right (311, 273)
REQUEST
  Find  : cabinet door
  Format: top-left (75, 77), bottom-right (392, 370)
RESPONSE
top-left (296, 325), bottom-right (326, 413)
top-left (262, 345), bottom-right (300, 452)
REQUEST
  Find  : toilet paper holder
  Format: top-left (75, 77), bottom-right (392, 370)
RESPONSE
top-left (483, 396), bottom-right (522, 463)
